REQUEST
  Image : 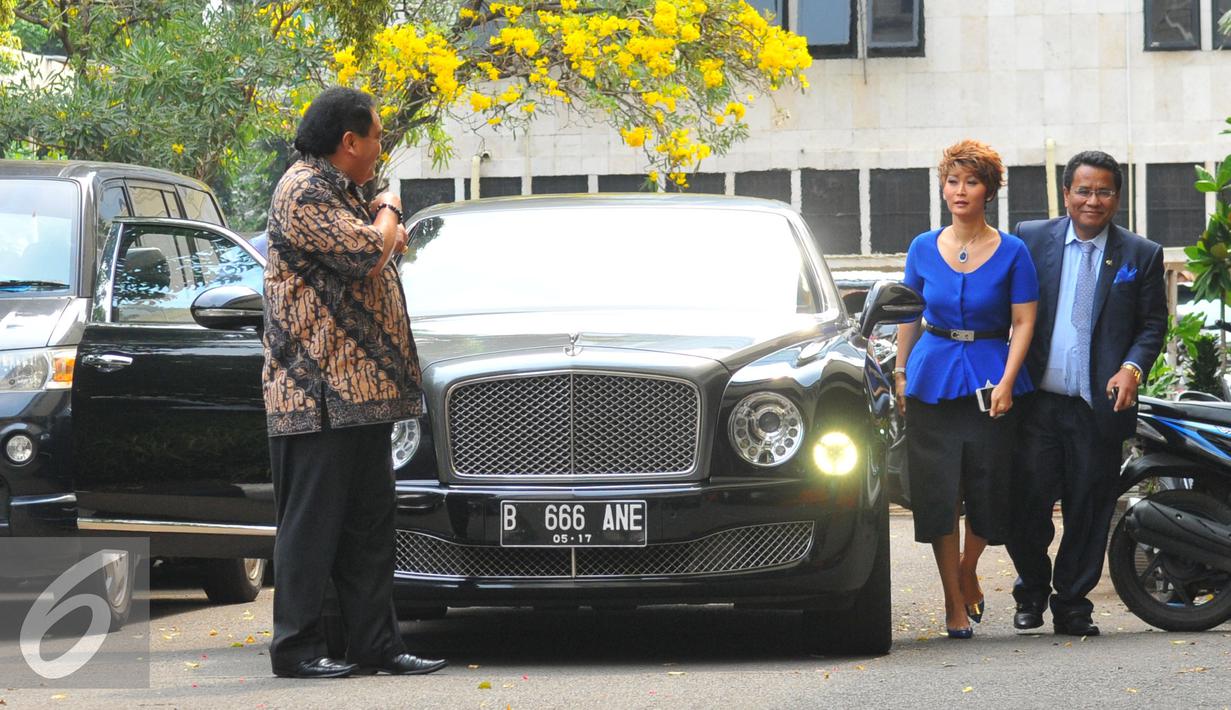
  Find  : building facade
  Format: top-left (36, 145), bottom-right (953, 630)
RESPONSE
top-left (391, 0), bottom-right (1231, 255)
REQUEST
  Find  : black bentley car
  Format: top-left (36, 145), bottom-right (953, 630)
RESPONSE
top-left (372, 194), bottom-right (920, 655)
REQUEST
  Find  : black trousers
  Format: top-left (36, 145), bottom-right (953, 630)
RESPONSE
top-left (1006, 392), bottom-right (1123, 618)
top-left (268, 422), bottom-right (406, 671)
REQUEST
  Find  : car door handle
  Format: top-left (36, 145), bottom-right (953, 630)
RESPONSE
top-left (81, 353), bottom-right (134, 372)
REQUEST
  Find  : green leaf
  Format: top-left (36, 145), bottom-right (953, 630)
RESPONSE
top-left (1217, 157), bottom-right (1231, 189)
top-left (1197, 180), bottom-right (1219, 193)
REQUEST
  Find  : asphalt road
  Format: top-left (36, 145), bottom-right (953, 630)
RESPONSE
top-left (3, 514), bottom-right (1230, 709)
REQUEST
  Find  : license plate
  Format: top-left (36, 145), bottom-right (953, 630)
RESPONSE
top-left (499, 500), bottom-right (647, 547)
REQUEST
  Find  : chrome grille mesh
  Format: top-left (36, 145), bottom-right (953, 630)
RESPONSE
top-left (394, 522), bottom-right (814, 579)
top-left (447, 373), bottom-right (700, 477)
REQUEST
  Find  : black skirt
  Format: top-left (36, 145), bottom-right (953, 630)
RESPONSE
top-left (904, 395), bottom-right (1020, 545)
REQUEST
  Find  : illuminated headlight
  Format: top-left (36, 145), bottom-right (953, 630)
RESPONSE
top-left (728, 392), bottom-right (805, 467)
top-left (390, 418), bottom-right (421, 469)
top-left (0, 348), bottom-right (76, 392)
top-left (5, 434), bottom-right (35, 465)
top-left (813, 431), bottom-right (859, 476)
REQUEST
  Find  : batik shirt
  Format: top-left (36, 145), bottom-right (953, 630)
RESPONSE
top-left (261, 157), bottom-right (422, 435)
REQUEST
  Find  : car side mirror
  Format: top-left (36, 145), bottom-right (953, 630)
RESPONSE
top-left (859, 281), bottom-right (924, 339)
top-left (191, 285), bottom-right (263, 330)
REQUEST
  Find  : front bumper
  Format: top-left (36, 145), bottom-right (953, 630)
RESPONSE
top-left (1, 390), bottom-right (76, 537)
top-left (391, 475), bottom-right (882, 609)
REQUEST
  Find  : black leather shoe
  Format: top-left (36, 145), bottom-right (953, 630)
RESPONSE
top-left (1013, 604), bottom-right (1045, 630)
top-left (273, 656), bottom-right (358, 679)
top-left (355, 653), bottom-right (448, 676)
top-left (1054, 613), bottom-right (1099, 637)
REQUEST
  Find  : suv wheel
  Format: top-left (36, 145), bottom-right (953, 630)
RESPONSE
top-left (201, 558), bottom-right (266, 604)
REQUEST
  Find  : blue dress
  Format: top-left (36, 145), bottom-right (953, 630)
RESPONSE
top-left (903, 229), bottom-right (1039, 402)
top-left (902, 229), bottom-right (1040, 544)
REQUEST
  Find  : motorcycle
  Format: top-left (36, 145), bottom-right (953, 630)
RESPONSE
top-left (1108, 395), bottom-right (1231, 631)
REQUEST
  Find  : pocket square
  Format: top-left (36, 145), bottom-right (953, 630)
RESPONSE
top-left (1113, 264), bottom-right (1138, 284)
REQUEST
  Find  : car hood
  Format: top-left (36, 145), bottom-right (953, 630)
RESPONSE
top-left (411, 310), bottom-right (839, 370)
top-left (0, 296), bottom-right (75, 350)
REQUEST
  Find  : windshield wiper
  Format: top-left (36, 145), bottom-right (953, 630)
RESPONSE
top-left (0, 279), bottom-right (70, 291)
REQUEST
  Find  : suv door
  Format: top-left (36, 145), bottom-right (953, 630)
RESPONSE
top-left (73, 218), bottom-right (272, 556)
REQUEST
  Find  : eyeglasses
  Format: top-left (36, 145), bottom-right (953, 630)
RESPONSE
top-left (1071, 187), bottom-right (1118, 200)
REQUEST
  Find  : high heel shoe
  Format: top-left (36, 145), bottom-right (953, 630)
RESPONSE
top-left (965, 599), bottom-right (985, 624)
top-left (946, 626), bottom-right (974, 639)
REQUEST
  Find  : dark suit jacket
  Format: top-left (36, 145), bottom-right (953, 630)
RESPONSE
top-left (1015, 217), bottom-right (1167, 440)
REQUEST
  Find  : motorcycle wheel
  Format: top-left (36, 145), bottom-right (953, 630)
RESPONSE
top-left (1108, 489), bottom-right (1231, 632)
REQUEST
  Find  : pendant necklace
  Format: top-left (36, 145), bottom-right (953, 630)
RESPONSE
top-left (956, 228), bottom-right (983, 264)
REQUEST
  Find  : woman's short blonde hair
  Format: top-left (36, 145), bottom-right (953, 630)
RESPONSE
top-left (938, 140), bottom-right (1005, 202)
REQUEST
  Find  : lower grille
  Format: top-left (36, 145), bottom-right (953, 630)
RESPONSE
top-left (394, 522), bottom-right (815, 579)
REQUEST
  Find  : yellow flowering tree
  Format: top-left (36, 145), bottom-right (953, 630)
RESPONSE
top-left (331, 0), bottom-right (811, 187)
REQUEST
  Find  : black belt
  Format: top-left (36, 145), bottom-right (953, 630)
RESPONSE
top-left (922, 321), bottom-right (1009, 342)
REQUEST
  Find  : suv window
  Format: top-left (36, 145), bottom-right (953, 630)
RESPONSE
top-left (111, 225), bottom-right (263, 324)
top-left (99, 184), bottom-right (131, 223)
top-left (177, 186), bottom-right (224, 225)
top-left (128, 185), bottom-right (179, 218)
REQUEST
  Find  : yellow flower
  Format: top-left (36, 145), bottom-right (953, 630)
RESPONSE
top-left (521, 102), bottom-right (537, 114)
top-left (561, 0), bottom-right (579, 9)
top-left (620, 126), bottom-right (650, 147)
top-left (488, 116), bottom-right (503, 125)
top-left (171, 143), bottom-right (185, 155)
top-left (459, 8), bottom-right (477, 20)
top-left (725, 101), bottom-right (746, 120)
top-left (469, 92), bottom-right (494, 111)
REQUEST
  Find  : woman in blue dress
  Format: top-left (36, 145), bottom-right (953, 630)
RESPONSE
top-left (894, 140), bottom-right (1039, 639)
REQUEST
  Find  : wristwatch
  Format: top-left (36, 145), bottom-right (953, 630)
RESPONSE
top-left (375, 202), bottom-right (404, 221)
top-left (1121, 362), bottom-right (1142, 383)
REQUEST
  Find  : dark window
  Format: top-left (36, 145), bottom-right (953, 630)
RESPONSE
top-left (531, 175), bottom-right (588, 195)
top-left (111, 226), bottom-right (262, 324)
top-left (801, 169), bottom-right (860, 255)
top-left (667, 173), bottom-right (726, 194)
top-left (598, 174), bottom-right (656, 192)
top-left (1147, 163), bottom-right (1207, 247)
top-left (798, 0), bottom-right (856, 58)
top-left (128, 185), bottom-right (177, 218)
top-left (177, 186), bottom-right (224, 225)
top-left (1215, 0), bottom-right (1231, 49)
top-left (1008, 165), bottom-right (1131, 232)
top-left (867, 0), bottom-right (924, 56)
top-left (402, 178), bottom-right (456, 218)
top-left (745, 0), bottom-right (787, 27)
top-left (941, 193), bottom-right (998, 231)
top-left (463, 177), bottom-right (523, 199)
top-left (869, 168), bottom-right (928, 253)
top-left (734, 169), bottom-right (790, 203)
top-left (99, 184), bottom-right (131, 224)
top-left (1145, 0), bottom-right (1200, 50)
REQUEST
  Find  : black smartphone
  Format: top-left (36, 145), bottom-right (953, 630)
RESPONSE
top-left (1109, 385), bottom-right (1120, 402)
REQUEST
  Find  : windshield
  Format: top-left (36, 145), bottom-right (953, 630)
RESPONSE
top-left (401, 205), bottom-right (826, 317)
top-left (0, 179), bottom-right (80, 295)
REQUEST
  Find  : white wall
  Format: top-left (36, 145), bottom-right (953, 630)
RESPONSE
top-left (389, 1), bottom-right (1231, 250)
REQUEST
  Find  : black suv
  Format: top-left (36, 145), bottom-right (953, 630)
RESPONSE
top-left (0, 160), bottom-right (268, 624)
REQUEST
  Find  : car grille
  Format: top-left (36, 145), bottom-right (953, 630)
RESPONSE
top-left (447, 373), bottom-right (700, 478)
top-left (393, 522), bottom-right (815, 579)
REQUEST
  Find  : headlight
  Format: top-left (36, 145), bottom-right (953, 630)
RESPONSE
top-left (813, 431), bottom-right (859, 476)
top-left (390, 418), bottom-right (421, 469)
top-left (0, 348), bottom-right (76, 392)
top-left (728, 392), bottom-right (805, 467)
top-left (5, 433), bottom-right (35, 465)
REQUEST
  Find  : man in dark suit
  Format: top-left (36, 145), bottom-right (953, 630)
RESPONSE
top-left (1007, 150), bottom-right (1167, 636)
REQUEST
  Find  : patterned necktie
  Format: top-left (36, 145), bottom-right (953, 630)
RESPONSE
top-left (1071, 241), bottom-right (1097, 405)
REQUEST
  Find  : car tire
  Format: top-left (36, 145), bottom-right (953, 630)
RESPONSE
top-left (83, 549), bottom-right (135, 632)
top-left (201, 558), bottom-right (266, 604)
top-left (801, 502), bottom-right (892, 656)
